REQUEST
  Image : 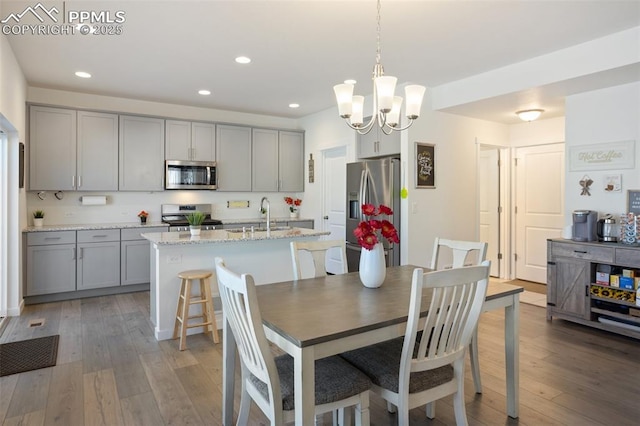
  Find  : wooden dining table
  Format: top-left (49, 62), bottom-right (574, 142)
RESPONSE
top-left (221, 264), bottom-right (523, 425)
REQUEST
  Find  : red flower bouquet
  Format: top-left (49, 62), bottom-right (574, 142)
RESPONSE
top-left (353, 204), bottom-right (399, 250)
top-left (284, 197), bottom-right (302, 213)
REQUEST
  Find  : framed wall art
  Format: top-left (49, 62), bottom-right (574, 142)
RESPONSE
top-left (627, 189), bottom-right (640, 215)
top-left (415, 142), bottom-right (435, 188)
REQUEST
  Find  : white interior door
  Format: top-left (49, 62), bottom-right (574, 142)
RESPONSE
top-left (515, 143), bottom-right (565, 283)
top-left (322, 146), bottom-right (347, 274)
top-left (479, 146), bottom-right (500, 277)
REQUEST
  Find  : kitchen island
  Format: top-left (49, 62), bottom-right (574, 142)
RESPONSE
top-left (142, 227), bottom-right (329, 340)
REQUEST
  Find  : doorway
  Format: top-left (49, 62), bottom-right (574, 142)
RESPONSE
top-left (321, 146), bottom-right (347, 274)
top-left (478, 144), bottom-right (508, 278)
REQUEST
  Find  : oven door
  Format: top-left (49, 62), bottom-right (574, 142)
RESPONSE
top-left (165, 160), bottom-right (217, 190)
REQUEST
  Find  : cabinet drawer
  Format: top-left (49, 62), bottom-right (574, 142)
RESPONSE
top-left (615, 248), bottom-right (640, 268)
top-left (77, 229), bottom-right (120, 243)
top-left (121, 226), bottom-right (168, 241)
top-left (550, 242), bottom-right (614, 263)
top-left (27, 231), bottom-right (75, 246)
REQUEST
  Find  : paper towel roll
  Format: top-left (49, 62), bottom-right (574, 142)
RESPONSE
top-left (81, 195), bottom-right (107, 206)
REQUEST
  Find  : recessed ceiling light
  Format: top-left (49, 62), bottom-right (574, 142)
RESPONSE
top-left (344, 79), bottom-right (357, 85)
top-left (289, 103), bottom-right (300, 109)
top-left (198, 89), bottom-right (211, 96)
top-left (75, 71), bottom-right (91, 78)
top-left (235, 56), bottom-right (251, 64)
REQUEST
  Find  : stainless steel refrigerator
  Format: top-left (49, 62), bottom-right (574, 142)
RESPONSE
top-left (346, 157), bottom-right (401, 272)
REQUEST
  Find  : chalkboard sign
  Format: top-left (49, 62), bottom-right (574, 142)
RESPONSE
top-left (627, 190), bottom-right (640, 214)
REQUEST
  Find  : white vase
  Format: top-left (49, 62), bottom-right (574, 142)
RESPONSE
top-left (33, 218), bottom-right (44, 227)
top-left (190, 226), bottom-right (201, 236)
top-left (290, 211), bottom-right (299, 218)
top-left (359, 243), bottom-right (386, 288)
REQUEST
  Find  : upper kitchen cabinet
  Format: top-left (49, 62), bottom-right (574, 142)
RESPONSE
top-left (216, 124), bottom-right (252, 191)
top-left (29, 106), bottom-right (119, 191)
top-left (357, 118), bottom-right (400, 159)
top-left (29, 106), bottom-right (77, 190)
top-left (165, 120), bottom-right (216, 161)
top-left (252, 128), bottom-right (279, 191)
top-left (278, 131), bottom-right (304, 192)
top-left (119, 115), bottom-right (165, 191)
top-left (77, 111), bottom-right (119, 190)
top-left (252, 129), bottom-right (304, 192)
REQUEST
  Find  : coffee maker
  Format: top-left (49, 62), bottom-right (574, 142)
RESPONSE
top-left (572, 210), bottom-right (598, 242)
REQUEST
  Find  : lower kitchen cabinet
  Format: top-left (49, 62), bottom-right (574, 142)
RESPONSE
top-left (77, 230), bottom-right (120, 290)
top-left (121, 226), bottom-right (167, 285)
top-left (26, 231), bottom-right (76, 296)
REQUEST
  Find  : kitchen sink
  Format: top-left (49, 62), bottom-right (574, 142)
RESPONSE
top-left (226, 226), bottom-right (291, 233)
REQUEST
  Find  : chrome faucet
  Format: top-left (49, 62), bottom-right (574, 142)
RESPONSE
top-left (260, 197), bottom-right (271, 232)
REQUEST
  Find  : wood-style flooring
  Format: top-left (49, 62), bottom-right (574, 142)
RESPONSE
top-left (1, 291), bottom-right (639, 425)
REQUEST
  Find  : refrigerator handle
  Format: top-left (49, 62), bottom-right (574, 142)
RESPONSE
top-left (359, 169), bottom-right (367, 221)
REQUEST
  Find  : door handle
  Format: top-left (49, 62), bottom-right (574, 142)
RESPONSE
top-left (323, 216), bottom-right (329, 220)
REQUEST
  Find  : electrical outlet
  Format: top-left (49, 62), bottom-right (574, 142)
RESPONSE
top-left (167, 254), bottom-right (181, 264)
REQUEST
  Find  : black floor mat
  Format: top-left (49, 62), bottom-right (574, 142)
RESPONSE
top-left (0, 335), bottom-right (59, 377)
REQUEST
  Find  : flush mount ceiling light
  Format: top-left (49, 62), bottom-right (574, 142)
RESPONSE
top-left (75, 71), bottom-right (91, 78)
top-left (516, 109), bottom-right (544, 122)
top-left (198, 89), bottom-right (211, 95)
top-left (333, 0), bottom-right (426, 135)
top-left (235, 56), bottom-right (251, 64)
top-left (289, 103), bottom-right (300, 109)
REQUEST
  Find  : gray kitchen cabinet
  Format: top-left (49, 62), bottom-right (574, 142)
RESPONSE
top-left (76, 230), bottom-right (120, 290)
top-left (216, 124), bottom-right (252, 191)
top-left (77, 110), bottom-right (119, 190)
top-left (121, 226), bottom-right (167, 285)
top-left (252, 128), bottom-right (279, 191)
top-left (26, 231), bottom-right (76, 296)
top-left (357, 117), bottom-right (401, 159)
top-left (29, 106), bottom-right (77, 190)
top-left (278, 131), bottom-right (304, 192)
top-left (546, 253), bottom-right (590, 321)
top-left (119, 115), bottom-right (165, 191)
top-left (29, 107), bottom-right (118, 191)
top-left (252, 129), bottom-right (304, 192)
top-left (165, 120), bottom-right (216, 161)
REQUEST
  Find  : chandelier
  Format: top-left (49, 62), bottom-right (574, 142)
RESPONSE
top-left (333, 0), bottom-right (426, 135)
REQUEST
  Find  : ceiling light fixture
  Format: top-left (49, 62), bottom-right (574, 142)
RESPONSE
top-left (516, 109), bottom-right (544, 122)
top-left (289, 103), bottom-right (300, 109)
top-left (333, 0), bottom-right (425, 135)
top-left (235, 56), bottom-right (251, 64)
top-left (75, 71), bottom-right (91, 78)
top-left (198, 89), bottom-right (211, 95)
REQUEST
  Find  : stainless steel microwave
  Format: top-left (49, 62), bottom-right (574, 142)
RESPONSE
top-left (165, 160), bottom-right (217, 190)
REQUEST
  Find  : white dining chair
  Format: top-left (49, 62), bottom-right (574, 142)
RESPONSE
top-left (214, 257), bottom-right (371, 426)
top-left (430, 237), bottom-right (488, 395)
top-left (340, 261), bottom-right (490, 425)
top-left (290, 240), bottom-right (348, 279)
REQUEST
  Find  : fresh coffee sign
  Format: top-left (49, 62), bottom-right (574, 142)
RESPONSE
top-left (569, 140), bottom-right (635, 171)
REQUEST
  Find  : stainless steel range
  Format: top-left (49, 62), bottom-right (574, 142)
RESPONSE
top-left (161, 204), bottom-right (222, 232)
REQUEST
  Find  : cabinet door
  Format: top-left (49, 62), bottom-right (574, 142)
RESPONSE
top-left (357, 122), bottom-right (378, 159)
top-left (191, 122), bottom-right (216, 161)
top-left (121, 240), bottom-right (151, 285)
top-left (547, 257), bottom-right (590, 319)
top-left (252, 128), bottom-right (279, 192)
top-left (26, 244), bottom-right (76, 295)
top-left (216, 125), bottom-right (252, 191)
top-left (357, 119), bottom-right (400, 159)
top-left (119, 115), bottom-right (165, 191)
top-left (278, 131), bottom-right (304, 192)
top-left (165, 120), bottom-right (191, 161)
top-left (77, 111), bottom-right (119, 191)
top-left (77, 241), bottom-right (120, 290)
top-left (29, 106), bottom-right (77, 190)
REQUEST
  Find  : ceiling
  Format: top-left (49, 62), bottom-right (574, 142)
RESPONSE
top-left (3, 0), bottom-right (640, 124)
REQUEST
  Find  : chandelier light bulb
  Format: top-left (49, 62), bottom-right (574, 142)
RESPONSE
top-left (375, 76), bottom-right (398, 113)
top-left (405, 85), bottom-right (426, 119)
top-left (351, 96), bottom-right (365, 126)
top-left (333, 84), bottom-right (354, 118)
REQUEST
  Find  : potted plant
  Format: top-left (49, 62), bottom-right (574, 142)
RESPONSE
top-left (33, 210), bottom-right (45, 227)
top-left (137, 210), bottom-right (149, 224)
top-left (186, 211), bottom-right (206, 236)
top-left (284, 197), bottom-right (302, 218)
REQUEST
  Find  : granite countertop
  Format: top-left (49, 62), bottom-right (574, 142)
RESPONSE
top-left (22, 217), bottom-right (312, 232)
top-left (142, 227), bottom-right (329, 246)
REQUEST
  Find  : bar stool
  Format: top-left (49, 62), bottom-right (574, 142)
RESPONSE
top-left (173, 269), bottom-right (219, 350)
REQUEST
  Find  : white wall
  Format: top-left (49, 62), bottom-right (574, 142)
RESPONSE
top-left (565, 82), bottom-right (640, 224)
top-left (0, 31), bottom-right (28, 316)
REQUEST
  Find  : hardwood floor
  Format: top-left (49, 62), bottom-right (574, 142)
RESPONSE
top-left (1, 291), bottom-right (639, 425)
